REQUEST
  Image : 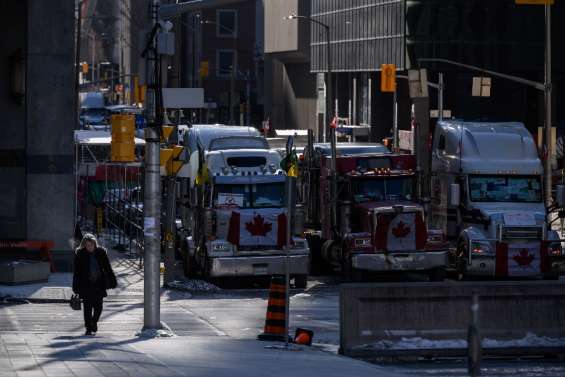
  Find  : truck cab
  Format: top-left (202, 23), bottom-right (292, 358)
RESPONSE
top-left (300, 143), bottom-right (448, 280)
top-left (431, 120), bottom-right (560, 279)
top-left (181, 125), bottom-right (310, 286)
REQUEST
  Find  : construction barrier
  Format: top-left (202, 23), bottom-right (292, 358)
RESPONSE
top-left (339, 281), bottom-right (565, 358)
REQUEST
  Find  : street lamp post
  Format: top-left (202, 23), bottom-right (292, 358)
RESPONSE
top-left (201, 20), bottom-right (237, 125)
top-left (544, 3), bottom-right (552, 207)
top-left (286, 13), bottom-right (337, 234)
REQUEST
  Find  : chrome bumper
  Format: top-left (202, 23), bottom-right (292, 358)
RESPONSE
top-left (351, 251), bottom-right (447, 272)
top-left (209, 254), bottom-right (310, 277)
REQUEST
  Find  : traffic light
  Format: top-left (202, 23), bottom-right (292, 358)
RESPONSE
top-left (200, 61), bottom-right (209, 78)
top-left (81, 62), bottom-right (88, 74)
top-left (380, 64), bottom-right (396, 92)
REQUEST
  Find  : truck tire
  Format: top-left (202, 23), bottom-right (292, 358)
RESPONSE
top-left (307, 235), bottom-right (328, 275)
top-left (294, 275), bottom-right (308, 289)
top-left (428, 267), bottom-right (446, 282)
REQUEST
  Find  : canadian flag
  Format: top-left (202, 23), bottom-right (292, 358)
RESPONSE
top-left (374, 212), bottom-right (427, 251)
top-left (495, 242), bottom-right (543, 277)
top-left (227, 208), bottom-right (287, 248)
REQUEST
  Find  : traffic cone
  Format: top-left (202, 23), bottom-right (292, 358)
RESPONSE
top-left (257, 275), bottom-right (288, 342)
top-left (294, 328), bottom-right (314, 346)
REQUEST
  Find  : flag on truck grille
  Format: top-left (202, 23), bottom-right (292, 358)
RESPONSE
top-left (374, 212), bottom-right (427, 251)
top-left (227, 208), bottom-right (287, 247)
top-left (495, 242), bottom-right (546, 277)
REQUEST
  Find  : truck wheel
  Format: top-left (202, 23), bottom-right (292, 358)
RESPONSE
top-left (428, 267), bottom-right (446, 282)
top-left (294, 275), bottom-right (308, 289)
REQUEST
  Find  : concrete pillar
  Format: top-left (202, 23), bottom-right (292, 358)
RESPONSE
top-left (26, 0), bottom-right (76, 271)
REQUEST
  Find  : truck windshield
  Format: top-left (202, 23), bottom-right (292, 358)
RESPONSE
top-left (351, 177), bottom-right (413, 202)
top-left (214, 183), bottom-right (285, 208)
top-left (469, 175), bottom-right (542, 203)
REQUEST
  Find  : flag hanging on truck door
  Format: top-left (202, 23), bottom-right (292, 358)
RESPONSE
top-left (228, 208), bottom-right (287, 247)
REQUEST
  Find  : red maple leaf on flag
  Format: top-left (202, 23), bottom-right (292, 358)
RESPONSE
top-left (513, 249), bottom-right (535, 267)
top-left (391, 221), bottom-right (411, 238)
top-left (245, 214), bottom-right (273, 237)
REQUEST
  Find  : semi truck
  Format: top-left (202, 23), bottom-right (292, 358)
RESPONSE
top-left (180, 125), bottom-right (310, 286)
top-left (430, 120), bottom-right (561, 279)
top-left (299, 142), bottom-right (448, 281)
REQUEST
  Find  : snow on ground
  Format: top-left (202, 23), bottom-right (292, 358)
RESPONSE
top-left (359, 332), bottom-right (565, 351)
top-left (166, 279), bottom-right (220, 293)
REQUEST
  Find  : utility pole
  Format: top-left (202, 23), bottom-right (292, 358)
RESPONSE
top-left (143, 0), bottom-right (162, 331)
top-left (544, 3), bottom-right (552, 206)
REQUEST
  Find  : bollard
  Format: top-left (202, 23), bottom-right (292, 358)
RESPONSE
top-left (467, 293), bottom-right (481, 376)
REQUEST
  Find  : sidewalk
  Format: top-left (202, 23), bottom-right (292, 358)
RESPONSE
top-left (0, 333), bottom-right (406, 377)
top-left (0, 234), bottom-right (407, 376)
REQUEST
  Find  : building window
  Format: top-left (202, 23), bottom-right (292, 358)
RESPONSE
top-left (216, 9), bottom-right (237, 38)
top-left (217, 49), bottom-right (236, 78)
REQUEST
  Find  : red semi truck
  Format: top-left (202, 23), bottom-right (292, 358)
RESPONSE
top-left (299, 142), bottom-right (448, 280)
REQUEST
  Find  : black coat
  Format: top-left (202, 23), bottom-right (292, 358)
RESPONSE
top-left (72, 247), bottom-right (115, 299)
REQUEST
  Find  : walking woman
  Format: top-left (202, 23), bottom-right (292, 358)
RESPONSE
top-left (72, 234), bottom-right (117, 335)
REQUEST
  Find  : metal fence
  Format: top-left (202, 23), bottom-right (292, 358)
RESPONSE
top-left (102, 164), bottom-right (144, 260)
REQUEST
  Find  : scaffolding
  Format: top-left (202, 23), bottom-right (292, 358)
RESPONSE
top-left (75, 130), bottom-right (145, 263)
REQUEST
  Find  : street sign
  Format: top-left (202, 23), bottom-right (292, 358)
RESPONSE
top-left (515, 0), bottom-right (553, 4)
top-left (380, 64), bottom-right (396, 92)
top-left (472, 77), bottom-right (491, 97)
top-left (430, 109), bottom-right (452, 119)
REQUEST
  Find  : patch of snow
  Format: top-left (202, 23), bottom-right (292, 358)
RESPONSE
top-left (137, 322), bottom-right (175, 338)
top-left (166, 279), bottom-right (220, 293)
top-left (359, 333), bottom-right (565, 351)
top-left (293, 293), bottom-right (312, 298)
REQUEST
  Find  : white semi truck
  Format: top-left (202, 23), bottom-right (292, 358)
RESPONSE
top-left (430, 120), bottom-right (561, 279)
top-left (180, 125), bottom-right (310, 286)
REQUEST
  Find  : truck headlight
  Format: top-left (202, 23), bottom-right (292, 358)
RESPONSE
top-left (471, 240), bottom-right (492, 255)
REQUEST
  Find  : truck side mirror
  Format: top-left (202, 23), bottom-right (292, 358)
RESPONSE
top-left (556, 185), bottom-right (565, 208)
top-left (450, 183), bottom-right (461, 207)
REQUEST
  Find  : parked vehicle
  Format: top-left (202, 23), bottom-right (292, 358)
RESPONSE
top-left (180, 125), bottom-right (310, 286)
top-left (430, 120), bottom-right (561, 279)
top-left (299, 141), bottom-right (448, 281)
top-left (79, 92), bottom-right (109, 128)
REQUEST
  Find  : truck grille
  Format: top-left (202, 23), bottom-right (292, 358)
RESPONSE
top-left (501, 226), bottom-right (543, 240)
top-left (237, 245), bottom-right (282, 252)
